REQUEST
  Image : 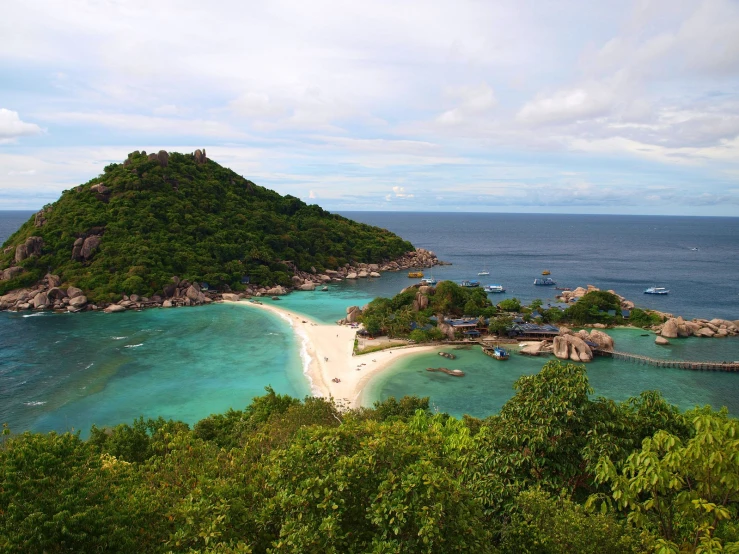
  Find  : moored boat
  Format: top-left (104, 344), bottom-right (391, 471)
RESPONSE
top-left (421, 277), bottom-right (437, 285)
top-left (478, 270), bottom-right (490, 276)
top-left (644, 286), bottom-right (669, 295)
top-left (408, 271), bottom-right (424, 278)
top-left (460, 280), bottom-right (480, 287)
top-left (542, 269), bottom-right (550, 275)
top-left (533, 277), bottom-right (556, 286)
top-left (483, 345), bottom-right (509, 360)
top-left (484, 284), bottom-right (505, 293)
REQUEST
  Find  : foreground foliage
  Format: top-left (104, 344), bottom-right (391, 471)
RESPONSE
top-left (2, 362), bottom-right (737, 553)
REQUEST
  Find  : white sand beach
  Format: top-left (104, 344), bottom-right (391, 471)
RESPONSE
top-left (226, 299), bottom-right (437, 407)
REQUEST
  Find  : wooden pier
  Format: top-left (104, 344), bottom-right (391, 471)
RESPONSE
top-left (594, 349), bottom-right (739, 372)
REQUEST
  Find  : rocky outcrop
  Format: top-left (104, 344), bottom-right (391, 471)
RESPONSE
top-left (369, 271), bottom-right (381, 278)
top-left (67, 286), bottom-right (84, 299)
top-left (1, 266), bottom-right (24, 281)
top-left (412, 291), bottom-right (429, 312)
top-left (265, 285), bottom-right (287, 296)
top-left (586, 329), bottom-right (614, 351)
top-left (71, 232), bottom-right (103, 262)
top-left (104, 304), bottom-right (126, 313)
top-left (660, 319), bottom-right (679, 338)
top-left (553, 334), bottom-right (593, 362)
top-left (436, 316), bottom-right (457, 341)
top-left (346, 272), bottom-right (358, 279)
top-left (15, 236), bottom-right (43, 263)
top-left (194, 149), bottom-right (207, 164)
top-left (31, 292), bottom-right (49, 309)
top-left (221, 293), bottom-right (241, 302)
top-left (34, 207), bottom-right (52, 227)
top-left (69, 295), bottom-right (88, 308)
top-left (299, 282), bottom-right (316, 291)
top-left (655, 336), bottom-right (670, 345)
top-left (346, 306), bottom-right (362, 323)
top-left (157, 150), bottom-right (169, 168)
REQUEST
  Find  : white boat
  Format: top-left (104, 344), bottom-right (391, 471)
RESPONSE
top-left (644, 287), bottom-right (669, 295)
top-left (478, 270), bottom-right (490, 276)
top-left (484, 284), bottom-right (505, 293)
top-left (421, 277), bottom-right (437, 285)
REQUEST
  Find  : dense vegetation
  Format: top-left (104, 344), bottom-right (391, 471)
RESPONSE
top-left (358, 285), bottom-right (662, 341)
top-left (0, 151), bottom-right (413, 301)
top-left (2, 361), bottom-right (737, 553)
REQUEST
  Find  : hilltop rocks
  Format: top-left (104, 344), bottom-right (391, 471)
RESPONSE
top-left (194, 149), bottom-right (207, 164)
top-left (15, 236), bottom-right (43, 263)
top-left (34, 207), bottom-right (52, 227)
top-left (157, 150), bottom-right (169, 168)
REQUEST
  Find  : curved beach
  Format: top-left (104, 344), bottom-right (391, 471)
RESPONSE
top-left (228, 299), bottom-right (436, 407)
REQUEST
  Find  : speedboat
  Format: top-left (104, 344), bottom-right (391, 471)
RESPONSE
top-left (483, 345), bottom-right (509, 360)
top-left (421, 277), bottom-right (437, 285)
top-left (478, 270), bottom-right (490, 276)
top-left (533, 277), bottom-right (556, 286)
top-left (644, 287), bottom-right (669, 295)
top-left (484, 284), bottom-right (505, 293)
top-left (460, 280), bottom-right (480, 287)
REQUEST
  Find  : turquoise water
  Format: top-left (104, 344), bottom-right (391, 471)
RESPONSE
top-left (0, 304), bottom-right (309, 437)
top-left (364, 329), bottom-right (739, 417)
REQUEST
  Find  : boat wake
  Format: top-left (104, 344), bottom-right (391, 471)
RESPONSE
top-left (24, 401), bottom-right (47, 406)
top-left (124, 343), bottom-right (144, 349)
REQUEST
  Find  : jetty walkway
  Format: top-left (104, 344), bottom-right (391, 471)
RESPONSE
top-left (594, 349), bottom-right (739, 372)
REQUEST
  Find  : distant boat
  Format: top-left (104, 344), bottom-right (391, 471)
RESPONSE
top-left (542, 269), bottom-right (551, 275)
top-left (460, 280), bottom-right (480, 287)
top-left (533, 277), bottom-right (556, 286)
top-left (483, 345), bottom-right (509, 360)
top-left (321, 286), bottom-right (329, 291)
top-left (421, 277), bottom-right (437, 285)
top-left (408, 271), bottom-right (424, 278)
top-left (484, 284), bottom-right (505, 293)
top-left (690, 247), bottom-right (699, 251)
top-left (478, 270), bottom-right (490, 276)
top-left (644, 287), bottom-right (669, 295)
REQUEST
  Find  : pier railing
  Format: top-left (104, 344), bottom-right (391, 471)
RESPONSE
top-left (594, 349), bottom-right (739, 372)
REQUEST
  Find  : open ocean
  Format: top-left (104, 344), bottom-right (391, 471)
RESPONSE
top-left (1, 210), bottom-right (738, 433)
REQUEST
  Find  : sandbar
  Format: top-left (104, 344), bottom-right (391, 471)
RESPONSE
top-left (226, 299), bottom-right (436, 407)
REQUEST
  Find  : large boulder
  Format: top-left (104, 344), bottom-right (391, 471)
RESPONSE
top-left (369, 272), bottom-right (381, 278)
top-left (265, 286), bottom-right (287, 296)
top-left (299, 282), bottom-right (316, 291)
top-left (15, 236), bottom-right (43, 263)
top-left (661, 318), bottom-right (679, 338)
top-left (412, 292), bottom-right (429, 311)
top-left (104, 304), bottom-right (127, 313)
top-left (1, 266), bottom-right (24, 281)
top-left (695, 327), bottom-right (715, 337)
top-left (221, 293), bottom-right (241, 302)
top-left (346, 306), bottom-right (362, 323)
top-left (553, 334), bottom-right (593, 362)
top-left (157, 150), bottom-right (169, 168)
top-left (346, 272), bottom-right (358, 280)
top-left (31, 292), bottom-right (49, 309)
top-left (67, 286), bottom-right (84, 299)
top-left (655, 336), bottom-right (670, 345)
top-left (80, 235), bottom-right (102, 260)
top-left (69, 295), bottom-right (88, 308)
top-left (587, 329), bottom-right (614, 351)
top-left (45, 274), bottom-right (61, 288)
top-left (47, 287), bottom-right (67, 301)
top-left (357, 270), bottom-right (369, 278)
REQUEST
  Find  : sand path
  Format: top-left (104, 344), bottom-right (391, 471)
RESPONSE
top-left (226, 299), bottom-right (436, 407)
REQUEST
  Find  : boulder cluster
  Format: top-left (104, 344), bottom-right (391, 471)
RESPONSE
top-left (656, 316), bottom-right (738, 342)
top-left (558, 284), bottom-right (635, 311)
top-left (285, 248), bottom-right (443, 291)
top-left (0, 248), bottom-right (446, 316)
top-left (552, 327), bottom-right (615, 363)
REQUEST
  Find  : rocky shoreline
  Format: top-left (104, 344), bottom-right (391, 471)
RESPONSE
top-left (557, 284), bottom-right (739, 342)
top-left (0, 248), bottom-right (446, 314)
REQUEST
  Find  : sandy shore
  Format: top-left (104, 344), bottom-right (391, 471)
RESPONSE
top-left (226, 299), bottom-right (437, 407)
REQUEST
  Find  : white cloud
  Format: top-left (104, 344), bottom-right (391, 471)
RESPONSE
top-left (8, 169), bottom-right (37, 176)
top-left (517, 83), bottom-right (616, 126)
top-left (0, 109), bottom-right (43, 142)
top-left (437, 83), bottom-right (497, 125)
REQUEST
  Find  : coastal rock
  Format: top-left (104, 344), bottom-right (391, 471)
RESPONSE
top-left (346, 273), bottom-right (358, 280)
top-left (17, 302), bottom-right (31, 311)
top-left (299, 283), bottom-right (316, 291)
top-left (67, 286), bottom-right (84, 299)
top-left (32, 292), bottom-right (49, 309)
top-left (291, 275), bottom-right (304, 286)
top-left (346, 306), bottom-right (362, 323)
top-left (357, 270), bottom-right (369, 278)
top-left (661, 319), bottom-right (679, 339)
top-left (318, 274), bottom-right (332, 282)
top-left (695, 327), bottom-right (715, 337)
top-left (265, 286), bottom-right (287, 296)
top-left (369, 271), bottom-right (381, 278)
top-left (162, 300), bottom-right (173, 308)
top-left (47, 287), bottom-right (67, 301)
top-left (553, 334), bottom-right (593, 362)
top-left (69, 295), bottom-right (88, 308)
top-left (715, 329), bottom-right (729, 337)
top-left (520, 341), bottom-right (546, 355)
top-left (588, 329), bottom-right (614, 351)
top-left (46, 274), bottom-right (61, 288)
top-left (104, 304), bottom-right (126, 313)
top-left (655, 336), bottom-right (669, 345)
top-left (221, 293), bottom-right (241, 302)
top-left (558, 326), bottom-right (573, 336)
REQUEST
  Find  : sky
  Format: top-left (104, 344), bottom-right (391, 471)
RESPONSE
top-left (1, 0), bottom-right (739, 215)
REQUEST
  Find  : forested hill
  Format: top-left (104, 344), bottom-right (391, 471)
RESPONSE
top-left (0, 150), bottom-right (413, 302)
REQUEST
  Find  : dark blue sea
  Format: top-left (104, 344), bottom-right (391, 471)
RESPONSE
top-left (1, 210), bottom-right (738, 433)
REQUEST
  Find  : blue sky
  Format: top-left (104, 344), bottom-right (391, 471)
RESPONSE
top-left (1, 0), bottom-right (739, 215)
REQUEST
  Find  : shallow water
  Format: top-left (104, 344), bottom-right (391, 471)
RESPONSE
top-left (364, 329), bottom-right (739, 416)
top-left (0, 304), bottom-right (309, 436)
